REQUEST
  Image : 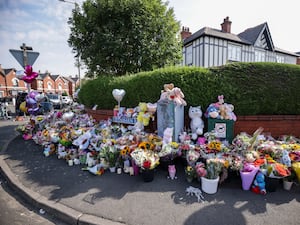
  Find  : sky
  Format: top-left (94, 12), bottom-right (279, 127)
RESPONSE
top-left (0, 0), bottom-right (299, 78)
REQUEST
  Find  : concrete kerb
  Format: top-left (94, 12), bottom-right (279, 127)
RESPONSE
top-left (0, 131), bottom-right (124, 225)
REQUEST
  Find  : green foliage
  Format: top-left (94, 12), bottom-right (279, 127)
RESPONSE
top-left (79, 62), bottom-right (300, 115)
top-left (68, 0), bottom-right (182, 77)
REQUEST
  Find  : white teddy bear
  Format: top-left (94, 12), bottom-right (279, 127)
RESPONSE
top-left (189, 106), bottom-right (204, 140)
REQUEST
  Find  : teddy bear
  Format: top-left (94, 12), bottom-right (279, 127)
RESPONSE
top-left (168, 87), bottom-right (187, 106)
top-left (251, 172), bottom-right (266, 195)
top-left (189, 106), bottom-right (204, 140)
top-left (158, 83), bottom-right (174, 102)
top-left (225, 103), bottom-right (237, 121)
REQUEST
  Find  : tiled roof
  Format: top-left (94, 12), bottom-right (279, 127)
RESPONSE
top-left (50, 75), bottom-right (59, 80)
top-left (184, 26), bottom-right (252, 45)
top-left (238, 22), bottom-right (266, 45)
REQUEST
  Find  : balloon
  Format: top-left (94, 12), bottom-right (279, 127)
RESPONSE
top-left (29, 91), bottom-right (38, 99)
top-left (28, 106), bottom-right (39, 114)
top-left (21, 65), bottom-right (38, 84)
top-left (112, 89), bottom-right (126, 103)
top-left (19, 101), bottom-right (28, 113)
top-left (26, 96), bottom-right (37, 105)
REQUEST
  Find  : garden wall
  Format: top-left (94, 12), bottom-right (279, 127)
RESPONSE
top-left (86, 109), bottom-right (300, 138)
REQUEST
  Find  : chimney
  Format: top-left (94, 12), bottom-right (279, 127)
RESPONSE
top-left (221, 16), bottom-right (232, 33)
top-left (180, 26), bottom-right (192, 40)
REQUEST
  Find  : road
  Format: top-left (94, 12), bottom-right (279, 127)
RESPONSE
top-left (0, 119), bottom-right (68, 225)
top-left (0, 173), bottom-right (68, 225)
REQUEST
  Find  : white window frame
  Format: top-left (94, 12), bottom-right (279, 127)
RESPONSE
top-left (185, 44), bottom-right (193, 66)
top-left (255, 50), bottom-right (266, 62)
top-left (228, 44), bottom-right (241, 62)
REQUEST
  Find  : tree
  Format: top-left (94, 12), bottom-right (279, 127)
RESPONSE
top-left (68, 0), bottom-right (182, 77)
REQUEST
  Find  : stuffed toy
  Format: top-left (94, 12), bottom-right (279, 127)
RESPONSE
top-left (225, 103), bottom-right (237, 121)
top-left (204, 104), bottom-right (220, 119)
top-left (163, 127), bottom-right (173, 145)
top-left (219, 104), bottom-right (227, 120)
top-left (189, 106), bottom-right (204, 140)
top-left (159, 83), bottom-right (174, 102)
top-left (281, 149), bottom-right (291, 167)
top-left (251, 172), bottom-right (266, 195)
top-left (168, 87), bottom-right (187, 106)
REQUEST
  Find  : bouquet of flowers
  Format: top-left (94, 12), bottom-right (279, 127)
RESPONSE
top-left (130, 148), bottom-right (160, 170)
top-left (99, 145), bottom-right (120, 168)
top-left (205, 158), bottom-right (225, 179)
top-left (186, 148), bottom-right (200, 166)
top-left (185, 165), bottom-right (197, 181)
top-left (158, 142), bottom-right (180, 161)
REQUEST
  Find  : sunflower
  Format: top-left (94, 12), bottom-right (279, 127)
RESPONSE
top-left (138, 142), bottom-right (154, 150)
top-left (120, 146), bottom-right (130, 156)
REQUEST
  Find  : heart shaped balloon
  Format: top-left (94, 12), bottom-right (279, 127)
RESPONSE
top-left (112, 89), bottom-right (126, 103)
top-left (62, 111), bottom-right (75, 122)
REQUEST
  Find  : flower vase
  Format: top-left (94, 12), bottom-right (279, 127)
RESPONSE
top-left (240, 168), bottom-right (258, 191)
top-left (141, 169), bottom-right (154, 182)
top-left (201, 176), bottom-right (219, 194)
top-left (283, 180), bottom-right (293, 191)
top-left (168, 165), bottom-right (176, 179)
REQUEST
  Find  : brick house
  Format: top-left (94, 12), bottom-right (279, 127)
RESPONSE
top-left (181, 17), bottom-right (300, 67)
top-left (63, 76), bottom-right (76, 97)
top-left (0, 65), bottom-right (27, 97)
top-left (50, 75), bottom-right (69, 95)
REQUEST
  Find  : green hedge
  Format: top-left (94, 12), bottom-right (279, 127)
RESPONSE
top-left (79, 62), bottom-right (300, 115)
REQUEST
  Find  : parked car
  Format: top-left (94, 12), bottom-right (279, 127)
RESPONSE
top-left (62, 96), bottom-right (73, 105)
top-left (46, 93), bottom-right (62, 109)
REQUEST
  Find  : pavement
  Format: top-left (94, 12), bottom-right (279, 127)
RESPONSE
top-left (1, 118), bottom-right (300, 225)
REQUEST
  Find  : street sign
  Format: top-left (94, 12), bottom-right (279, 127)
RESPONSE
top-left (9, 49), bottom-right (39, 68)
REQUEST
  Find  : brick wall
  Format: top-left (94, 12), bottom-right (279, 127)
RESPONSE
top-left (234, 115), bottom-right (300, 138)
top-left (87, 109), bottom-right (300, 138)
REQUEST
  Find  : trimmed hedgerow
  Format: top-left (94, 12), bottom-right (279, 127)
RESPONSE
top-left (79, 62), bottom-right (300, 115)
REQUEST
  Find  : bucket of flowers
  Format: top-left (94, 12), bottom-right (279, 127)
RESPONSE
top-left (130, 147), bottom-right (160, 182)
top-left (197, 158), bottom-right (225, 194)
top-left (185, 165), bottom-right (197, 183)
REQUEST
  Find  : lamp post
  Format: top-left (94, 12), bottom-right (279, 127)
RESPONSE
top-left (58, 0), bottom-right (81, 88)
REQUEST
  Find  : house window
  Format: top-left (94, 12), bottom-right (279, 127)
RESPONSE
top-left (185, 45), bottom-right (193, 66)
top-left (38, 80), bottom-right (43, 88)
top-left (228, 44), bottom-right (241, 61)
top-left (12, 78), bottom-right (19, 87)
top-left (58, 83), bottom-right (62, 91)
top-left (47, 82), bottom-right (52, 90)
top-left (255, 50), bottom-right (265, 62)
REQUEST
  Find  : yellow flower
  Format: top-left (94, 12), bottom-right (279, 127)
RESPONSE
top-left (120, 148), bottom-right (127, 156)
top-left (215, 142), bottom-right (221, 151)
top-left (170, 142), bottom-right (179, 149)
top-left (208, 142), bottom-right (215, 149)
top-left (186, 166), bottom-right (193, 172)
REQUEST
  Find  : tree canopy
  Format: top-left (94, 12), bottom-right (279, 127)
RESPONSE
top-left (68, 0), bottom-right (182, 77)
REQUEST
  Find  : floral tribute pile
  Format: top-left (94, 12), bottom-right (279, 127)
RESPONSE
top-left (16, 102), bottom-right (300, 194)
